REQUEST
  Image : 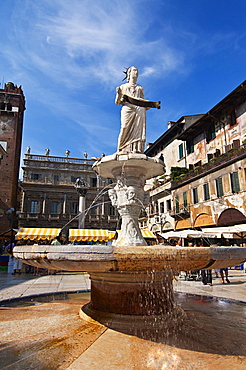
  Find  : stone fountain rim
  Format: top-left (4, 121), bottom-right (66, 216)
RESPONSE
top-left (92, 152), bottom-right (165, 179)
top-left (13, 245), bottom-right (246, 272)
top-left (13, 244), bottom-right (246, 255)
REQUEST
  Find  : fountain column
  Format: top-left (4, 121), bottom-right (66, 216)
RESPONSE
top-left (86, 153), bottom-right (179, 332)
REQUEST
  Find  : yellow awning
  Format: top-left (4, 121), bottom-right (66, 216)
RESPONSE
top-left (141, 229), bottom-right (156, 239)
top-left (69, 229), bottom-right (115, 242)
top-left (16, 228), bottom-right (61, 241)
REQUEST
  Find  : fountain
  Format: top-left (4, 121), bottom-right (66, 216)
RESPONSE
top-left (13, 67), bottom-right (246, 343)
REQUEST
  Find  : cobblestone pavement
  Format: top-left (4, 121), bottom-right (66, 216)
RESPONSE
top-left (0, 268), bottom-right (245, 302)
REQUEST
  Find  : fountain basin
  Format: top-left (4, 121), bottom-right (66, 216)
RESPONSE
top-left (13, 244), bottom-right (246, 332)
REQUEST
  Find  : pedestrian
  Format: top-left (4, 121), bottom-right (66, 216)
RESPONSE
top-left (13, 257), bottom-right (22, 275)
top-left (201, 269), bottom-right (212, 285)
top-left (214, 269), bottom-right (220, 278)
top-left (220, 268), bottom-right (230, 284)
top-left (51, 237), bottom-right (61, 245)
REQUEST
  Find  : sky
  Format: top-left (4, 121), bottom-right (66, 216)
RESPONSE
top-left (1, 0), bottom-right (246, 170)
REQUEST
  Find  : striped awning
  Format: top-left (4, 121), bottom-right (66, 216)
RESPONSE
top-left (141, 229), bottom-right (156, 239)
top-left (16, 228), bottom-right (61, 241)
top-left (69, 229), bottom-right (155, 242)
top-left (69, 229), bottom-right (115, 242)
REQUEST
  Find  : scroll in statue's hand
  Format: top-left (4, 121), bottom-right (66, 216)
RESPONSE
top-left (121, 94), bottom-right (161, 109)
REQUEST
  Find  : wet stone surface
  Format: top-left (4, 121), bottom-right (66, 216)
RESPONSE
top-left (0, 292), bottom-right (245, 369)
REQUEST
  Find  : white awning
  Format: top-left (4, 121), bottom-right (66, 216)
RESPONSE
top-left (161, 229), bottom-right (221, 239)
top-left (202, 224), bottom-right (246, 239)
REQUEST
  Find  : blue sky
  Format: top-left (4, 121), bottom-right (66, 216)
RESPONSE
top-left (1, 0), bottom-right (246, 166)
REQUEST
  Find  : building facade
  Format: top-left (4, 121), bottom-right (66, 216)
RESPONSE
top-left (19, 151), bottom-right (118, 236)
top-left (145, 80), bottom-right (246, 234)
top-left (0, 82), bottom-right (25, 234)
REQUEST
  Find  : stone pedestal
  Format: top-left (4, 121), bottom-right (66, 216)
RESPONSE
top-left (89, 271), bottom-right (174, 315)
top-left (81, 270), bottom-right (184, 335)
top-left (93, 153), bottom-right (164, 247)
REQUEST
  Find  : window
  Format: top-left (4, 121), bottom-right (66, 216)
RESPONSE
top-left (215, 149), bottom-right (220, 157)
top-left (193, 188), bottom-right (198, 204)
top-left (203, 183), bottom-right (210, 201)
top-left (6, 103), bottom-right (12, 111)
top-left (183, 192), bottom-right (188, 211)
top-left (178, 143), bottom-right (184, 159)
top-left (230, 172), bottom-right (240, 193)
top-left (90, 206), bottom-right (96, 215)
top-left (230, 110), bottom-right (237, 127)
top-left (154, 201), bottom-right (158, 214)
top-left (109, 205), bottom-right (115, 216)
top-left (216, 177), bottom-right (224, 197)
top-left (30, 201), bottom-right (38, 213)
top-left (71, 202), bottom-right (78, 214)
top-left (232, 139), bottom-right (240, 149)
top-left (32, 173), bottom-right (40, 180)
top-left (51, 201), bottom-right (59, 214)
top-left (90, 177), bottom-right (97, 187)
top-left (166, 199), bottom-right (171, 211)
top-left (54, 175), bottom-right (59, 183)
top-left (206, 122), bottom-right (216, 142)
top-left (160, 202), bottom-right (164, 213)
top-left (175, 196), bottom-right (179, 213)
top-left (186, 139), bottom-right (194, 154)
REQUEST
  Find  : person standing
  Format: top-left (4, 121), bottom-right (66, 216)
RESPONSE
top-left (220, 268), bottom-right (230, 284)
top-left (201, 269), bottom-right (212, 285)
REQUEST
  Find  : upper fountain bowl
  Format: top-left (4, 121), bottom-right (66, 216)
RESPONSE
top-left (92, 153), bottom-right (165, 180)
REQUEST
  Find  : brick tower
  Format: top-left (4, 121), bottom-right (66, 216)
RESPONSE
top-left (0, 82), bottom-right (25, 234)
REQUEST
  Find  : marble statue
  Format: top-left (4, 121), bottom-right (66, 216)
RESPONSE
top-left (115, 66), bottom-right (160, 154)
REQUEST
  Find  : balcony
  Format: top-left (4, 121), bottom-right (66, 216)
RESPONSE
top-left (171, 143), bottom-right (246, 189)
top-left (24, 153), bottom-right (95, 165)
top-left (170, 205), bottom-right (190, 220)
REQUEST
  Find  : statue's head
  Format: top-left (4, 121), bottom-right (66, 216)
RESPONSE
top-left (126, 186), bottom-right (136, 201)
top-left (127, 66), bottom-right (138, 82)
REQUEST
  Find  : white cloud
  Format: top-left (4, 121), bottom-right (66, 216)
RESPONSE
top-left (3, 0), bottom-right (187, 89)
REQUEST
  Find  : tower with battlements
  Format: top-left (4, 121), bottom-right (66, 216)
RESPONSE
top-left (0, 82), bottom-right (25, 234)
